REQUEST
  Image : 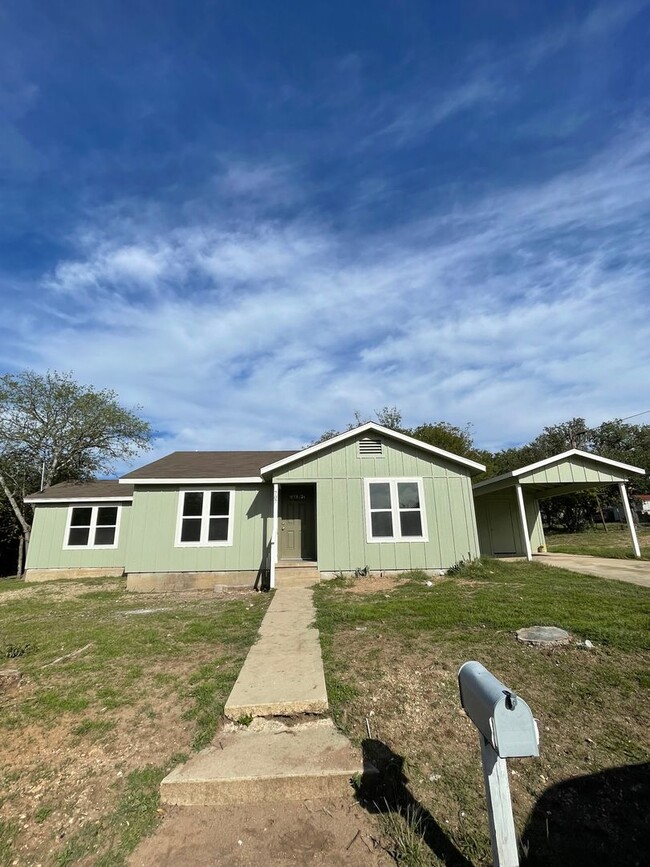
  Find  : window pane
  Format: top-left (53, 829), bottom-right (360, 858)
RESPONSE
top-left (208, 517), bottom-right (229, 542)
top-left (70, 507), bottom-right (92, 527)
top-left (400, 511), bottom-right (423, 537)
top-left (94, 526), bottom-right (116, 546)
top-left (369, 483), bottom-right (391, 509)
top-left (210, 492), bottom-right (230, 516)
top-left (68, 527), bottom-right (90, 546)
top-left (371, 511), bottom-right (393, 538)
top-left (97, 506), bottom-right (118, 526)
top-left (183, 492), bottom-right (203, 516)
top-left (398, 482), bottom-right (420, 509)
top-left (180, 518), bottom-right (202, 542)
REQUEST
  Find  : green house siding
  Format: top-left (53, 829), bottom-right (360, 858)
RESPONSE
top-left (26, 503), bottom-right (131, 570)
top-left (473, 489), bottom-right (545, 557)
top-left (124, 485), bottom-right (272, 573)
top-left (272, 436), bottom-right (479, 570)
top-left (520, 456), bottom-right (624, 486)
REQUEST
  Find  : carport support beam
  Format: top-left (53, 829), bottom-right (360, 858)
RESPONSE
top-left (618, 482), bottom-right (641, 559)
top-left (515, 484), bottom-right (533, 562)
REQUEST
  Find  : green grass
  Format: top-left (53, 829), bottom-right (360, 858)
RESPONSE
top-left (315, 560), bottom-right (650, 866)
top-left (0, 577), bottom-right (270, 866)
top-left (546, 523), bottom-right (650, 559)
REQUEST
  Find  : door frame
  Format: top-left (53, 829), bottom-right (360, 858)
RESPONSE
top-left (270, 482), bottom-right (317, 588)
top-left (278, 483), bottom-right (317, 560)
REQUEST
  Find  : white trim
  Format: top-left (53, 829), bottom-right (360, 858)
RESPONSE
top-left (515, 484), bottom-right (533, 562)
top-left (25, 496), bottom-right (133, 504)
top-left (119, 476), bottom-right (262, 485)
top-left (364, 478), bottom-right (429, 543)
top-left (270, 483), bottom-right (279, 589)
top-left (474, 449), bottom-right (645, 490)
top-left (618, 482), bottom-right (642, 559)
top-left (63, 504), bottom-right (122, 550)
top-left (174, 488), bottom-right (235, 547)
top-left (261, 423), bottom-right (486, 475)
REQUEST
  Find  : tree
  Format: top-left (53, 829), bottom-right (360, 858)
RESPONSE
top-left (0, 371), bottom-right (152, 575)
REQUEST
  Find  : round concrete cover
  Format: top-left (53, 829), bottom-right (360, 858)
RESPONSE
top-left (516, 626), bottom-right (570, 646)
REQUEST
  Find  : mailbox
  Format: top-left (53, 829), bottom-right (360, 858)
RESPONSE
top-left (458, 661), bottom-right (539, 758)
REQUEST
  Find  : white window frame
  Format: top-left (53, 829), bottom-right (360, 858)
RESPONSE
top-left (63, 503), bottom-right (122, 550)
top-left (175, 489), bottom-right (235, 547)
top-left (364, 478), bottom-right (428, 543)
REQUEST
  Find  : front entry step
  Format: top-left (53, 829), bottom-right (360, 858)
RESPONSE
top-left (160, 718), bottom-right (375, 806)
top-left (275, 561), bottom-right (320, 588)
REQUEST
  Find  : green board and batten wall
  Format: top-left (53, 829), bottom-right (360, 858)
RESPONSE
top-left (271, 436), bottom-right (480, 572)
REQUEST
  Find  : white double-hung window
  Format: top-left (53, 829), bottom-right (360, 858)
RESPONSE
top-left (176, 490), bottom-right (234, 546)
top-left (364, 479), bottom-right (427, 542)
top-left (64, 505), bottom-right (121, 549)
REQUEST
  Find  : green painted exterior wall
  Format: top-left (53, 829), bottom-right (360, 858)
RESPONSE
top-left (520, 456), bottom-right (626, 486)
top-left (25, 502), bottom-right (132, 570)
top-left (124, 485), bottom-right (272, 573)
top-left (271, 435), bottom-right (480, 570)
top-left (473, 489), bottom-right (544, 557)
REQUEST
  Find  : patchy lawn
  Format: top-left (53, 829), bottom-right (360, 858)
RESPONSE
top-left (546, 523), bottom-right (650, 559)
top-left (314, 561), bottom-right (650, 866)
top-left (0, 577), bottom-right (270, 867)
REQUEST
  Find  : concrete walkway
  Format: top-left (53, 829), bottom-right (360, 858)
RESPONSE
top-left (225, 586), bottom-right (328, 719)
top-left (535, 553), bottom-right (650, 588)
top-left (160, 585), bottom-right (372, 807)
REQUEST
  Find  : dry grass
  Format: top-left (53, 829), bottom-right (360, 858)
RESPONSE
top-left (0, 577), bottom-right (270, 866)
top-left (315, 561), bottom-right (650, 866)
top-left (546, 523), bottom-right (650, 559)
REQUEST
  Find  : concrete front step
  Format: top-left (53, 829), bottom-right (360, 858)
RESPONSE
top-left (160, 719), bottom-right (375, 806)
top-left (274, 571), bottom-right (320, 588)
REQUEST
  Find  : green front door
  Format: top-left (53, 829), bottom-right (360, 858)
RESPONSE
top-left (490, 501), bottom-right (518, 554)
top-left (279, 485), bottom-right (316, 560)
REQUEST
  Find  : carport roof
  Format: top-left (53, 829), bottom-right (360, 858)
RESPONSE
top-left (473, 449), bottom-right (645, 498)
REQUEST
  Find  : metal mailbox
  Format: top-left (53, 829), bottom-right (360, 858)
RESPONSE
top-left (458, 661), bottom-right (539, 758)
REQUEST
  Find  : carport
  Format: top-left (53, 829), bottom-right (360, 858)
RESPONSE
top-left (473, 449), bottom-right (645, 561)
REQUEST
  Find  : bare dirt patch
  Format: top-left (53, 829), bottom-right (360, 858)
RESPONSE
top-left (341, 574), bottom-right (416, 595)
top-left (128, 799), bottom-right (393, 866)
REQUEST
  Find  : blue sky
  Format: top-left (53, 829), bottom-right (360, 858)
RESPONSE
top-left (1, 0), bottom-right (649, 465)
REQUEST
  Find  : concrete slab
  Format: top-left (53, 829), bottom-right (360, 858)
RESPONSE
top-left (535, 553), bottom-right (650, 588)
top-left (160, 719), bottom-right (373, 806)
top-left (225, 587), bottom-right (328, 719)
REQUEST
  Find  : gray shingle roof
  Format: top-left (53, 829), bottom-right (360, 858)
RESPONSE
top-left (26, 480), bottom-right (134, 502)
top-left (121, 450), bottom-right (296, 481)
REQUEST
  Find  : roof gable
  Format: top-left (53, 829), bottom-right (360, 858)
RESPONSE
top-left (474, 448), bottom-right (645, 495)
top-left (260, 423), bottom-right (486, 476)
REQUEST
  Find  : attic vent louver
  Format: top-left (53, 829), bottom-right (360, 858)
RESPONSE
top-left (358, 438), bottom-right (383, 457)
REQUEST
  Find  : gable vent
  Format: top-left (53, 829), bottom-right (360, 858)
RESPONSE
top-left (358, 438), bottom-right (383, 457)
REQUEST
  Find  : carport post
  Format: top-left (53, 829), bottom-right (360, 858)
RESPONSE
top-left (618, 482), bottom-right (641, 559)
top-left (515, 484), bottom-right (533, 561)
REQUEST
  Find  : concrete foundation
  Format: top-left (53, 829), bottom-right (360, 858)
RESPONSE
top-left (25, 567), bottom-right (125, 582)
top-left (126, 571), bottom-right (259, 592)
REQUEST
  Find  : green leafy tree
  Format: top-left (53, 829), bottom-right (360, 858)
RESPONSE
top-left (0, 370), bottom-right (152, 576)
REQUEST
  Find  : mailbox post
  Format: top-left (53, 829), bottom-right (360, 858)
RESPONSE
top-left (458, 662), bottom-right (539, 867)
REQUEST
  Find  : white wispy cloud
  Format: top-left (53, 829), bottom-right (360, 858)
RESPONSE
top-left (4, 118), bottom-right (648, 462)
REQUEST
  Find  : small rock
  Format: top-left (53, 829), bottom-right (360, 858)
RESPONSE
top-left (429, 773), bottom-right (441, 782)
top-left (584, 639), bottom-right (594, 649)
top-left (425, 580), bottom-right (433, 587)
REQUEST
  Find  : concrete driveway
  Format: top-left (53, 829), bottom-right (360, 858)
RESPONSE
top-left (535, 553), bottom-right (650, 588)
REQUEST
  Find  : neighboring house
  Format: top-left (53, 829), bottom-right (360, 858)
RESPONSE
top-left (633, 494), bottom-right (650, 518)
top-left (24, 423), bottom-right (486, 590)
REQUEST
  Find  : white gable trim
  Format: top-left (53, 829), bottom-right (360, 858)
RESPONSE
top-left (260, 422), bottom-right (486, 475)
top-left (473, 448), bottom-right (645, 491)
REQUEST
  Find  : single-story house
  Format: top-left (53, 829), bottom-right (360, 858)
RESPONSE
top-left (23, 428), bottom-right (645, 590)
top-left (24, 423), bottom-right (486, 590)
